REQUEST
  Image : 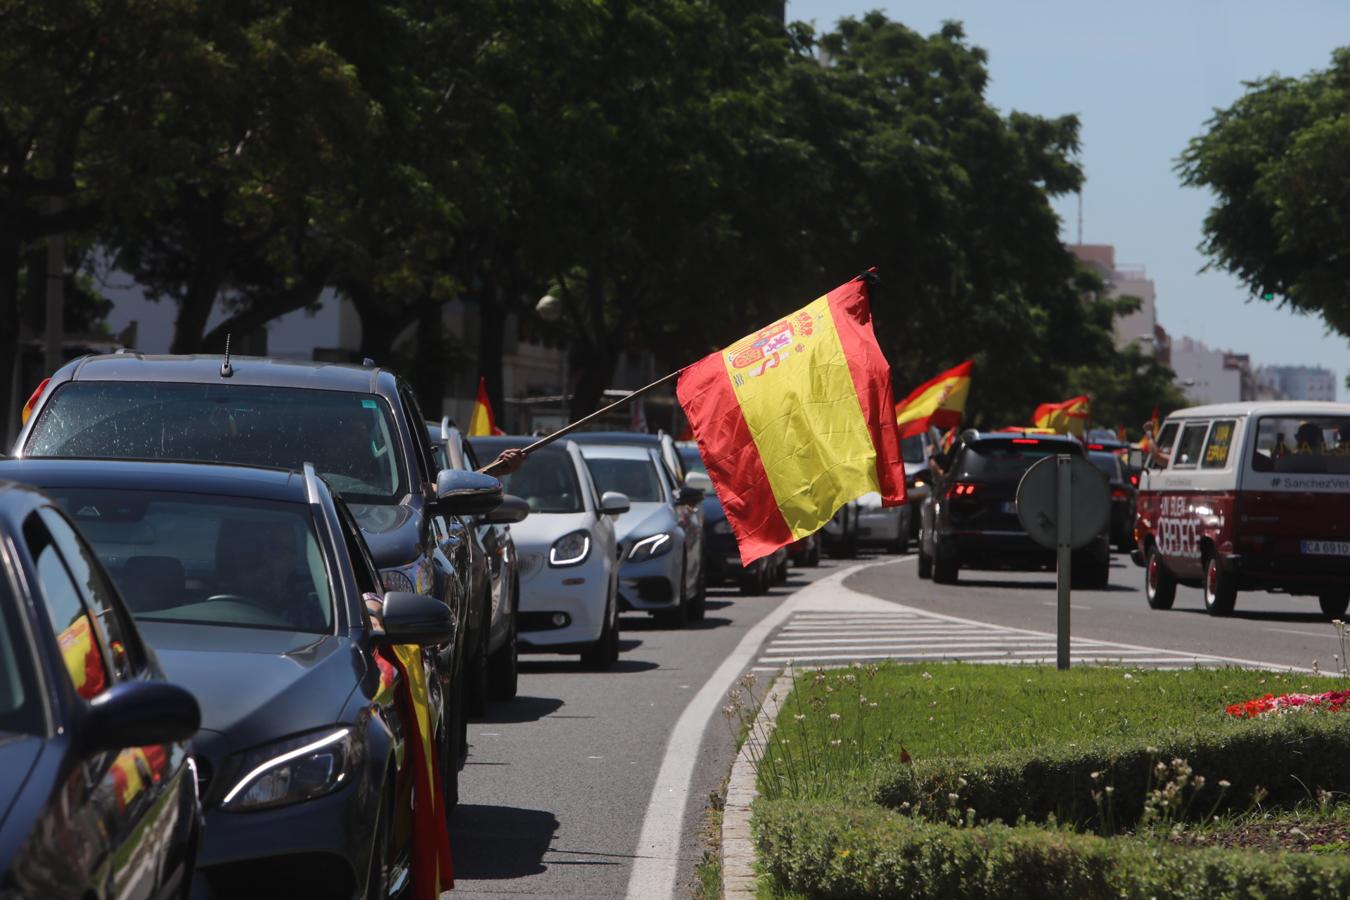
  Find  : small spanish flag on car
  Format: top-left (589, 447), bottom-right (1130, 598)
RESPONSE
top-left (1032, 395), bottom-right (1091, 438)
top-left (894, 360), bottom-right (972, 438)
top-left (676, 273), bottom-right (906, 565)
top-left (21, 377), bottom-right (50, 425)
top-left (468, 376), bottom-right (504, 437)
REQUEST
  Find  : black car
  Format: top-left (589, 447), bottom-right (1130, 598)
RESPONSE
top-left (918, 431), bottom-right (1111, 588)
top-left (16, 353), bottom-right (478, 804)
top-left (0, 481), bottom-right (202, 900)
top-left (0, 457), bottom-right (490, 899)
top-left (429, 419), bottom-right (529, 712)
top-left (675, 443), bottom-right (784, 595)
top-left (1087, 449), bottom-right (1137, 552)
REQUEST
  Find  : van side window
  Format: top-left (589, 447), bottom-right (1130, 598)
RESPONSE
top-left (1150, 422), bottom-right (1180, 469)
top-left (1171, 422), bottom-right (1210, 469)
top-left (1201, 420), bottom-right (1237, 469)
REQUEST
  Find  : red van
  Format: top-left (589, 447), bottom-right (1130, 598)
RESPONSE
top-left (1134, 401), bottom-right (1350, 618)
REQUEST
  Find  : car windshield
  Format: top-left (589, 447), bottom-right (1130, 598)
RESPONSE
top-left (586, 457), bottom-right (664, 503)
top-left (901, 435), bottom-right (927, 464)
top-left (1251, 416), bottom-right (1350, 474)
top-left (45, 488), bottom-right (335, 634)
top-left (0, 578), bottom-right (41, 735)
top-left (955, 441), bottom-right (1079, 483)
top-left (1088, 452), bottom-right (1121, 481)
top-left (475, 444), bottom-right (584, 513)
top-left (26, 382), bottom-right (406, 504)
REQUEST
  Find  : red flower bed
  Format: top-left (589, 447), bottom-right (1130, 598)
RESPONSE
top-left (1226, 689), bottom-right (1350, 719)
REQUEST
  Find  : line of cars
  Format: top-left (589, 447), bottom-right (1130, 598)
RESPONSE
top-left (2, 353), bottom-right (513, 898)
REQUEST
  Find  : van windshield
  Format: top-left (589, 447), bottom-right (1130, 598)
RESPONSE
top-left (1251, 416), bottom-right (1350, 474)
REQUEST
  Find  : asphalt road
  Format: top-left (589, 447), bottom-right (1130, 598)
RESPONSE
top-left (447, 560), bottom-right (844, 899)
top-left (447, 549), bottom-right (1341, 899)
top-left (845, 551), bottom-right (1344, 673)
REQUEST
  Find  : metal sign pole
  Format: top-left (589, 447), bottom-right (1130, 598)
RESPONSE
top-left (1056, 454), bottom-right (1072, 670)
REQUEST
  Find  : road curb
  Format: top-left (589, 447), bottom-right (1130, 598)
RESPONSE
top-left (721, 669), bottom-right (794, 899)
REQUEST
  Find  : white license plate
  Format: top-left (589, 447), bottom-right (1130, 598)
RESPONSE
top-left (1302, 540), bottom-right (1350, 556)
top-left (1000, 501), bottom-right (1018, 514)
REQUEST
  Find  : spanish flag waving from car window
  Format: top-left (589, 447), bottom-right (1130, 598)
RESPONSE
top-left (677, 273), bottom-right (906, 565)
top-left (468, 376), bottom-right (504, 437)
top-left (894, 361), bottom-right (972, 438)
top-left (1032, 395), bottom-right (1091, 439)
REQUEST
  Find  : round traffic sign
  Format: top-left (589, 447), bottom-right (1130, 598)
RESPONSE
top-left (1016, 454), bottom-right (1111, 551)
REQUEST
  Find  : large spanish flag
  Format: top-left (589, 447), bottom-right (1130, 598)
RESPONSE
top-left (1032, 395), bottom-right (1091, 438)
top-left (468, 376), bottom-right (504, 437)
top-left (894, 360), bottom-right (972, 438)
top-left (677, 275), bottom-right (905, 565)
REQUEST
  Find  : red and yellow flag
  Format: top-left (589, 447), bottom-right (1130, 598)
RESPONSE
top-left (894, 360), bottom-right (972, 438)
top-left (677, 275), bottom-right (905, 565)
top-left (468, 376), bottom-right (504, 437)
top-left (1032, 395), bottom-right (1091, 438)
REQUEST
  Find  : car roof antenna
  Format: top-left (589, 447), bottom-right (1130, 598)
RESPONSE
top-left (220, 334), bottom-right (234, 378)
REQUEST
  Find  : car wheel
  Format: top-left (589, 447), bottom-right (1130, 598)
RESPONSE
top-left (739, 565), bottom-right (764, 596)
top-left (687, 570), bottom-right (707, 621)
top-left (917, 537), bottom-right (933, 579)
top-left (581, 592), bottom-right (617, 669)
top-left (487, 593), bottom-right (519, 702)
top-left (775, 555), bottom-right (789, 583)
top-left (1203, 554), bottom-right (1237, 616)
top-left (656, 572), bottom-right (690, 627)
top-left (1072, 560), bottom-right (1110, 590)
top-left (364, 782), bottom-right (392, 900)
top-left (890, 529), bottom-right (909, 555)
top-left (465, 609), bottom-right (490, 718)
top-left (1144, 544), bottom-right (1176, 610)
top-left (439, 712), bottom-right (459, 811)
top-left (805, 539), bottom-right (821, 567)
top-left (1319, 590), bottom-right (1350, 620)
top-left (932, 541), bottom-right (959, 584)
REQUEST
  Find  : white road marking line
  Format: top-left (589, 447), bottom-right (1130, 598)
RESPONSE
top-left (1268, 627), bottom-right (1339, 639)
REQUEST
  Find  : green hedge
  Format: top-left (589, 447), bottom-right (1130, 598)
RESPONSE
top-left (755, 800), bottom-right (1350, 900)
top-left (870, 715), bottom-right (1350, 831)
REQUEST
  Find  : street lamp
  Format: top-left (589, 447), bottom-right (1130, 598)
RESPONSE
top-left (535, 294), bottom-right (568, 423)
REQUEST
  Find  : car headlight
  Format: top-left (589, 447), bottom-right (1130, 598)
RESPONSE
top-left (221, 727), bottom-right (357, 812)
top-left (549, 531), bottom-right (591, 567)
top-left (627, 533), bottom-right (673, 562)
top-left (380, 568), bottom-right (415, 593)
top-left (711, 519), bottom-right (731, 536)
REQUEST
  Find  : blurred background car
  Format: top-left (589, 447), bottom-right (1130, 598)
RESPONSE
top-left (0, 482), bottom-right (202, 900)
top-left (1087, 449), bottom-right (1137, 553)
top-left (470, 436), bottom-right (627, 668)
top-left (787, 532), bottom-right (821, 568)
top-left (577, 441), bottom-right (706, 625)
top-left (917, 431), bottom-right (1111, 588)
top-left (430, 419), bottom-right (530, 711)
top-left (821, 501), bottom-right (861, 558)
top-left (902, 431), bottom-right (935, 540)
top-left (17, 354), bottom-right (479, 796)
top-left (853, 491), bottom-right (912, 554)
top-left (0, 458), bottom-right (476, 898)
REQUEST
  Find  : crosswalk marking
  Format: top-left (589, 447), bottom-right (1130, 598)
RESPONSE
top-left (753, 608), bottom-right (1267, 672)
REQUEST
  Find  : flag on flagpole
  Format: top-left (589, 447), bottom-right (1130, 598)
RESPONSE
top-left (894, 360), bottom-right (973, 438)
top-left (1032, 395), bottom-right (1091, 438)
top-left (676, 274), bottom-right (906, 565)
top-left (468, 376), bottom-right (504, 436)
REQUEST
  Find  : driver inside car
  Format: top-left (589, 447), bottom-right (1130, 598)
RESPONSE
top-left (217, 521), bottom-right (324, 631)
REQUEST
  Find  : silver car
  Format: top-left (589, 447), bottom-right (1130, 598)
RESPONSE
top-left (468, 437), bottom-right (629, 669)
top-left (577, 442), bottom-right (706, 625)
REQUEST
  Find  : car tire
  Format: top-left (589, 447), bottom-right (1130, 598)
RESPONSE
top-left (582, 592), bottom-right (618, 669)
top-left (688, 571), bottom-right (707, 621)
top-left (487, 593), bottom-right (519, 702)
top-left (1144, 544), bottom-right (1176, 610)
top-left (1072, 560), bottom-right (1110, 590)
top-left (364, 782), bottom-right (392, 900)
top-left (890, 530), bottom-right (909, 555)
top-left (776, 555), bottom-right (789, 583)
top-left (739, 564), bottom-right (765, 596)
top-left (805, 540), bottom-right (821, 567)
top-left (1203, 554), bottom-right (1237, 616)
top-left (465, 607), bottom-right (491, 718)
top-left (1319, 591), bottom-right (1350, 620)
top-left (917, 538), bottom-right (933, 579)
top-left (657, 573), bottom-right (690, 627)
top-left (440, 709), bottom-right (460, 810)
top-left (932, 542), bottom-right (959, 584)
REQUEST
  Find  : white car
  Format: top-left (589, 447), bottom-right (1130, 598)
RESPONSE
top-left (469, 437), bottom-right (630, 669)
top-left (854, 491), bottom-right (913, 554)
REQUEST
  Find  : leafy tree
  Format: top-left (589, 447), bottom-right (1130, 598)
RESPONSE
top-left (1179, 48), bottom-right (1350, 342)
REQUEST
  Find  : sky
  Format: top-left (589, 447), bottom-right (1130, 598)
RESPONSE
top-left (787, 0), bottom-right (1350, 392)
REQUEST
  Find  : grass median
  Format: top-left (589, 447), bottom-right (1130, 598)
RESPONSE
top-left (741, 662), bottom-right (1350, 898)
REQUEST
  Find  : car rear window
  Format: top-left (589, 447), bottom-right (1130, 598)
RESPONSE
top-left (1251, 415), bottom-right (1350, 475)
top-left (955, 441), bottom-right (1080, 482)
top-left (585, 457), bottom-right (664, 503)
top-left (26, 382), bottom-right (407, 503)
top-left (45, 488), bottom-right (335, 634)
top-left (900, 435), bottom-right (927, 464)
top-left (1088, 452), bottom-right (1121, 480)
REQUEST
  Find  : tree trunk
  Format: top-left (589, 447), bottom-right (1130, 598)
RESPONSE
top-left (411, 296), bottom-right (446, 416)
top-left (476, 286), bottom-right (507, 415)
top-left (0, 227), bottom-right (25, 444)
top-left (168, 194), bottom-right (229, 354)
top-left (569, 344), bottom-right (619, 418)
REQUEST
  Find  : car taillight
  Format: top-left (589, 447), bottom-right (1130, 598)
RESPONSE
top-left (1111, 488), bottom-right (1130, 500)
top-left (1129, 473), bottom-right (1139, 487)
top-left (949, 482), bottom-right (977, 496)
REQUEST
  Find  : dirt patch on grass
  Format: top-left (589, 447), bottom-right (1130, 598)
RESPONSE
top-left (1170, 821), bottom-right (1350, 853)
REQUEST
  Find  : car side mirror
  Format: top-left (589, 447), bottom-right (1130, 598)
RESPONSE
top-left (599, 491), bottom-right (630, 516)
top-left (435, 469), bottom-right (503, 516)
top-left (379, 591), bottom-right (453, 645)
top-left (481, 494), bottom-right (529, 525)
top-left (81, 681), bottom-right (201, 755)
top-left (684, 471), bottom-right (713, 492)
top-left (676, 485), bottom-right (704, 506)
